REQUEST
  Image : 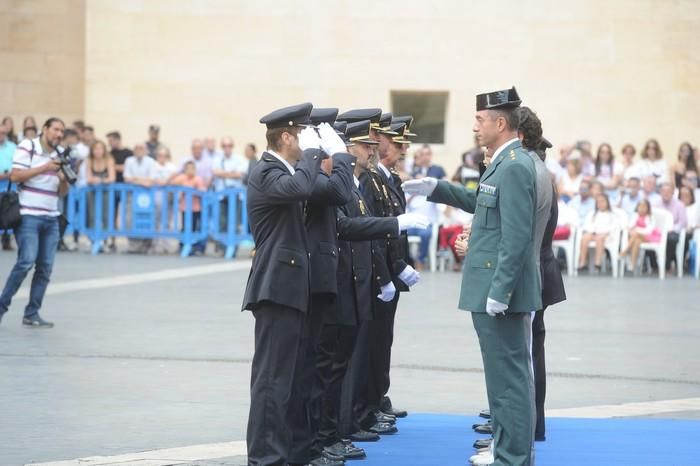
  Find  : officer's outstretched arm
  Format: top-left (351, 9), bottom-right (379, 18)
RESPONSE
top-left (428, 181), bottom-right (477, 213)
top-left (258, 148), bottom-right (324, 204)
top-left (489, 163), bottom-right (535, 305)
top-left (336, 206), bottom-right (398, 242)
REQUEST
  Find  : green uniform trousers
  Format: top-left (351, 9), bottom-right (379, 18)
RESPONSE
top-left (472, 312), bottom-right (535, 466)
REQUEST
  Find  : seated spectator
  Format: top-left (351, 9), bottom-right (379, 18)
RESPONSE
top-left (171, 161), bottom-right (208, 256)
top-left (452, 145), bottom-right (482, 189)
top-left (405, 193), bottom-right (439, 271)
top-left (203, 137), bottom-right (222, 159)
top-left (557, 156), bottom-right (583, 201)
top-left (618, 177), bottom-right (644, 217)
top-left (568, 179), bottom-right (595, 226)
top-left (642, 175), bottom-right (661, 205)
top-left (0, 125), bottom-right (17, 250)
top-left (438, 206), bottom-right (473, 271)
top-left (411, 144), bottom-right (446, 180)
top-left (620, 143), bottom-right (639, 180)
top-left (681, 169), bottom-right (700, 200)
top-left (620, 199), bottom-right (660, 272)
top-left (554, 194), bottom-right (578, 240)
top-left (545, 143), bottom-right (570, 183)
top-left (680, 187), bottom-right (698, 266)
top-left (86, 140), bottom-right (116, 251)
top-left (243, 143), bottom-right (258, 186)
top-left (595, 143), bottom-right (623, 196)
top-left (181, 139), bottom-right (213, 188)
top-left (576, 140), bottom-right (596, 177)
top-left (656, 182), bottom-right (687, 271)
top-left (672, 142), bottom-right (696, 190)
top-left (577, 194), bottom-right (616, 272)
top-left (145, 124), bottom-right (164, 159)
top-left (637, 139), bottom-right (669, 185)
top-left (2, 116), bottom-right (18, 144)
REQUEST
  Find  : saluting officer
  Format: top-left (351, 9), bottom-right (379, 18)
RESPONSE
top-left (403, 87), bottom-right (541, 466)
top-left (287, 107), bottom-right (355, 466)
top-left (242, 102), bottom-right (327, 466)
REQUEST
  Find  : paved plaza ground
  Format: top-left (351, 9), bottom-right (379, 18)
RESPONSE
top-left (0, 252), bottom-right (698, 465)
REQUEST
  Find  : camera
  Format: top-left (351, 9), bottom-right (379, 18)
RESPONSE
top-left (55, 146), bottom-right (78, 185)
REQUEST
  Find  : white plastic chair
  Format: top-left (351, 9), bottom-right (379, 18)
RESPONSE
top-left (573, 209), bottom-right (626, 277)
top-left (635, 209), bottom-right (672, 280)
top-left (407, 221), bottom-right (441, 272)
top-left (552, 202), bottom-right (578, 276)
top-left (693, 230), bottom-right (700, 279)
top-left (675, 229), bottom-right (686, 278)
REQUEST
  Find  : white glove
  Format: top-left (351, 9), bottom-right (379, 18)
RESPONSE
top-left (397, 213), bottom-right (430, 232)
top-left (377, 281), bottom-right (396, 302)
top-left (401, 177), bottom-right (438, 196)
top-left (298, 126), bottom-right (322, 151)
top-left (398, 265), bottom-right (420, 287)
top-left (318, 122), bottom-right (347, 156)
top-left (486, 297), bottom-right (508, 317)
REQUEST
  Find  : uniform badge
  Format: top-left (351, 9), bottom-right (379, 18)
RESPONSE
top-left (479, 183), bottom-right (497, 196)
top-left (358, 199), bottom-right (367, 216)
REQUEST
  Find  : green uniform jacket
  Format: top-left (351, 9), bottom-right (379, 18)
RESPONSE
top-left (428, 140), bottom-right (542, 313)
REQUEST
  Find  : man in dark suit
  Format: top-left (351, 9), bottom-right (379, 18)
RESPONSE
top-left (287, 108), bottom-right (355, 466)
top-left (242, 102), bottom-right (329, 466)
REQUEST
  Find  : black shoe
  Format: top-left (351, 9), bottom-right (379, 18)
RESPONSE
top-left (473, 438), bottom-right (492, 450)
top-left (347, 430), bottom-right (380, 442)
top-left (368, 421), bottom-right (397, 435)
top-left (308, 453), bottom-right (344, 466)
top-left (383, 406), bottom-right (407, 418)
top-left (321, 448), bottom-right (344, 461)
top-left (473, 422), bottom-right (492, 435)
top-left (478, 409), bottom-right (491, 419)
top-left (324, 441), bottom-right (366, 460)
top-left (372, 409), bottom-right (396, 424)
top-left (22, 316), bottom-right (54, 328)
top-left (535, 434), bottom-right (546, 442)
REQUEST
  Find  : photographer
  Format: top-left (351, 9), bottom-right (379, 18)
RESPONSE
top-left (0, 118), bottom-right (69, 328)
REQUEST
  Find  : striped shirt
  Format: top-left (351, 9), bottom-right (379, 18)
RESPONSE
top-left (12, 138), bottom-right (61, 216)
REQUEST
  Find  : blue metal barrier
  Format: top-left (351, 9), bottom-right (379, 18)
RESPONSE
top-left (67, 183), bottom-right (252, 258)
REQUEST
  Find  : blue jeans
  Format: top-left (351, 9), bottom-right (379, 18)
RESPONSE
top-left (408, 225), bottom-right (432, 264)
top-left (0, 215), bottom-right (59, 319)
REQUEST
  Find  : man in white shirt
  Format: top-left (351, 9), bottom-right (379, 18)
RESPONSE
top-left (0, 118), bottom-right (69, 328)
top-left (618, 177), bottom-right (645, 217)
top-left (124, 143), bottom-right (157, 253)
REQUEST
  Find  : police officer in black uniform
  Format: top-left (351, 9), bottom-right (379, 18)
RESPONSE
top-left (242, 102), bottom-right (327, 466)
top-left (287, 107), bottom-right (355, 466)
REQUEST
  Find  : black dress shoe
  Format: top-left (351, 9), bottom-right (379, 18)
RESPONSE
top-left (535, 434), bottom-right (546, 442)
top-left (384, 406), bottom-right (407, 418)
top-left (22, 316), bottom-right (54, 328)
top-left (308, 453), bottom-right (344, 466)
top-left (369, 421), bottom-right (397, 435)
top-left (473, 438), bottom-right (492, 450)
top-left (372, 410), bottom-right (396, 424)
top-left (478, 409), bottom-right (491, 419)
top-left (473, 423), bottom-right (493, 435)
top-left (324, 441), bottom-right (366, 460)
top-left (347, 430), bottom-right (380, 442)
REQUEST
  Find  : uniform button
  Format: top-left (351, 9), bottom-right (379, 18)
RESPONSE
top-left (486, 261), bottom-right (492, 268)
top-left (313, 155), bottom-right (318, 159)
top-left (291, 259), bottom-right (295, 265)
top-left (386, 233), bottom-right (391, 238)
top-left (376, 275), bottom-right (381, 280)
top-left (354, 275), bottom-right (357, 281)
top-left (351, 248), bottom-right (354, 253)
top-left (371, 248), bottom-right (375, 253)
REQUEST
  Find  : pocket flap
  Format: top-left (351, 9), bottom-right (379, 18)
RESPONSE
top-left (468, 251), bottom-right (498, 269)
top-left (319, 241), bottom-right (337, 256)
top-left (275, 247), bottom-right (304, 267)
top-left (477, 195), bottom-right (497, 208)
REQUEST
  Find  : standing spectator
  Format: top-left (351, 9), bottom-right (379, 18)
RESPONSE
top-left (171, 161), bottom-right (208, 255)
top-left (124, 143), bottom-right (157, 253)
top-left (577, 194), bottom-right (616, 272)
top-left (181, 139), bottom-right (213, 188)
top-left (152, 146), bottom-right (177, 185)
top-left (618, 177), bottom-right (644, 217)
top-left (145, 124), bottom-right (164, 159)
top-left (569, 179), bottom-right (595, 226)
top-left (637, 139), bottom-right (669, 185)
top-left (2, 116), bottom-right (18, 144)
top-left (203, 137), bottom-right (221, 159)
top-left (411, 144), bottom-right (446, 179)
top-left (595, 143), bottom-right (622, 193)
top-left (212, 137), bottom-right (248, 236)
top-left (0, 125), bottom-right (17, 250)
top-left (81, 125), bottom-right (96, 148)
top-left (106, 131), bottom-right (133, 184)
top-left (151, 147), bottom-right (178, 254)
top-left (557, 157), bottom-right (583, 202)
top-left (642, 175), bottom-right (661, 205)
top-left (243, 143), bottom-right (258, 186)
top-left (86, 141), bottom-right (116, 251)
top-left (0, 118), bottom-right (69, 328)
top-left (72, 120), bottom-right (90, 162)
top-left (452, 146), bottom-right (482, 187)
top-left (60, 129), bottom-right (83, 251)
top-left (655, 182), bottom-right (687, 271)
top-left (672, 142), bottom-right (697, 190)
top-left (619, 143), bottom-right (639, 180)
top-left (620, 199), bottom-right (660, 272)
top-left (19, 116), bottom-right (37, 141)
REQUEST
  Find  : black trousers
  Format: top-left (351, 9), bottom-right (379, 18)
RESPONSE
top-left (532, 307), bottom-right (547, 440)
top-left (367, 294), bottom-right (398, 417)
top-left (316, 324), bottom-right (358, 448)
top-left (247, 303), bottom-right (306, 466)
top-left (287, 295), bottom-right (327, 465)
top-left (339, 317), bottom-right (372, 436)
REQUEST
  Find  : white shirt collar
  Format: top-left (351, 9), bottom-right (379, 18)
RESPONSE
top-left (491, 137), bottom-right (520, 163)
top-left (353, 175), bottom-right (360, 188)
top-left (377, 162), bottom-right (391, 178)
top-left (267, 150), bottom-right (295, 175)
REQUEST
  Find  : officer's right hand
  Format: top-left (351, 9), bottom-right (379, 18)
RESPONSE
top-left (398, 265), bottom-right (420, 287)
top-left (397, 213), bottom-right (430, 232)
top-left (401, 177), bottom-right (438, 196)
top-left (317, 122), bottom-right (347, 156)
top-left (298, 126), bottom-right (322, 151)
top-left (377, 281), bottom-right (396, 302)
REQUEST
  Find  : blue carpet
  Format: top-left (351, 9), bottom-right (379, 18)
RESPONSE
top-left (357, 413), bottom-right (700, 465)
